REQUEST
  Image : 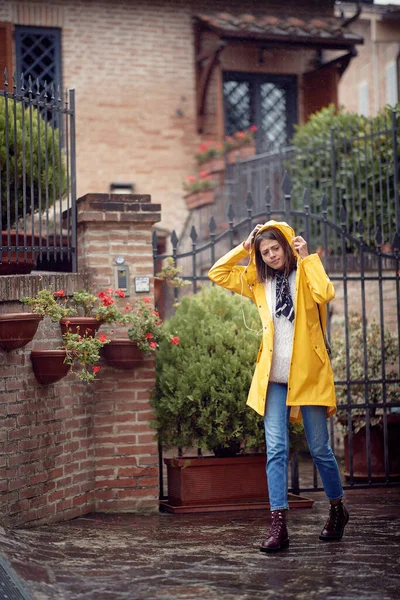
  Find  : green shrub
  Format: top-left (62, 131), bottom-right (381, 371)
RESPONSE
top-left (0, 96), bottom-right (67, 226)
top-left (288, 104), bottom-right (400, 245)
top-left (331, 313), bottom-right (400, 433)
top-left (152, 285), bottom-right (265, 455)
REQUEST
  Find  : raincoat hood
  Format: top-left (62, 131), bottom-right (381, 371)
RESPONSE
top-left (247, 220), bottom-right (296, 282)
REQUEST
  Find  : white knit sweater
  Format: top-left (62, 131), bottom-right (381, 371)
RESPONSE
top-left (266, 270), bottom-right (296, 384)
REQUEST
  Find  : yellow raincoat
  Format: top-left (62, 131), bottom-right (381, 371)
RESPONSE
top-left (208, 220), bottom-right (336, 423)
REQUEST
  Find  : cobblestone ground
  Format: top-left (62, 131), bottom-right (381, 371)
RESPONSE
top-left (0, 488), bottom-right (399, 600)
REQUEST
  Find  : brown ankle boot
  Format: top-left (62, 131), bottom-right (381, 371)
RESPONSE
top-left (260, 510), bottom-right (289, 552)
top-left (320, 500), bottom-right (349, 541)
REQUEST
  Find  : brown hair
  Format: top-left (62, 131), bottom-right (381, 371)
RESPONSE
top-left (254, 227), bottom-right (297, 282)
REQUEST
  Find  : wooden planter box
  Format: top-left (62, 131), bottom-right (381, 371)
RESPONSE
top-left (161, 454), bottom-right (313, 513)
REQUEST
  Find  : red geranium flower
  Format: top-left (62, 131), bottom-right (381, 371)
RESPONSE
top-left (115, 289), bottom-right (125, 298)
top-left (102, 296), bottom-right (114, 306)
top-left (187, 176), bottom-right (196, 182)
top-left (152, 310), bottom-right (159, 317)
top-left (106, 287), bottom-right (114, 294)
top-left (98, 333), bottom-right (108, 343)
top-left (125, 305), bottom-right (132, 311)
top-left (54, 290), bottom-right (65, 297)
top-left (98, 291), bottom-right (107, 299)
top-left (149, 341), bottom-right (157, 349)
top-left (92, 366), bottom-right (101, 373)
top-left (170, 336), bottom-right (180, 345)
top-left (146, 333), bottom-right (153, 339)
top-left (143, 297), bottom-right (151, 303)
top-left (249, 125), bottom-right (258, 132)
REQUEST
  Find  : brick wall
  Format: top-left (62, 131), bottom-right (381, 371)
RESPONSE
top-left (0, 0), bottom-right (334, 237)
top-left (0, 194), bottom-right (161, 527)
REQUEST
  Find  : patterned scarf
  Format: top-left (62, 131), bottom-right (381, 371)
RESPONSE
top-left (275, 272), bottom-right (295, 323)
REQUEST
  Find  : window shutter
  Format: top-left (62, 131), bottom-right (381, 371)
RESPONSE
top-left (358, 81), bottom-right (369, 117)
top-left (386, 61), bottom-right (398, 106)
top-left (0, 21), bottom-right (13, 83)
top-left (303, 64), bottom-right (339, 122)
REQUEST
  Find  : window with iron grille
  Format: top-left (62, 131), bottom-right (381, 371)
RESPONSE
top-left (15, 25), bottom-right (62, 117)
top-left (223, 72), bottom-right (297, 152)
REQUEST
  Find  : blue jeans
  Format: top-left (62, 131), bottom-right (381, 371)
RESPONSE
top-left (263, 382), bottom-right (343, 510)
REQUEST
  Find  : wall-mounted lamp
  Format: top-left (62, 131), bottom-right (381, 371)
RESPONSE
top-left (109, 182), bottom-right (135, 194)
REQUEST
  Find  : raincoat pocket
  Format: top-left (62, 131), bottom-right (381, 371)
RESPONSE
top-left (309, 322), bottom-right (326, 363)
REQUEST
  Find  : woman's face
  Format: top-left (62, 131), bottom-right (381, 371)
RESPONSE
top-left (258, 238), bottom-right (286, 271)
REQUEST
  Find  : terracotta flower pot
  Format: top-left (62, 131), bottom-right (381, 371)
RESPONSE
top-left (184, 189), bottom-right (215, 210)
top-left (200, 156), bottom-right (225, 174)
top-left (30, 349), bottom-right (71, 385)
top-left (0, 313), bottom-right (43, 351)
top-left (101, 339), bottom-right (146, 370)
top-left (60, 317), bottom-right (101, 337)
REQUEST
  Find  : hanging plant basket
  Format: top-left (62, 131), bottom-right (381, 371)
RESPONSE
top-left (0, 313), bottom-right (43, 352)
top-left (101, 339), bottom-right (146, 370)
top-left (30, 349), bottom-right (71, 385)
top-left (59, 317), bottom-right (101, 337)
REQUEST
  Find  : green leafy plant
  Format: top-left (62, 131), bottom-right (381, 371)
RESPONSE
top-left (126, 298), bottom-right (165, 354)
top-left (62, 329), bottom-right (110, 383)
top-left (195, 141), bottom-right (224, 165)
top-left (66, 287), bottom-right (130, 324)
top-left (288, 103), bottom-right (400, 246)
top-left (223, 125), bottom-right (257, 152)
top-left (0, 96), bottom-right (67, 226)
top-left (20, 289), bottom-right (74, 321)
top-left (331, 313), bottom-right (400, 434)
top-left (152, 285), bottom-right (266, 456)
top-left (155, 257), bottom-right (190, 290)
top-left (182, 174), bottom-right (216, 194)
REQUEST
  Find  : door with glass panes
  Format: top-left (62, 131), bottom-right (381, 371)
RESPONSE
top-left (223, 72), bottom-right (298, 152)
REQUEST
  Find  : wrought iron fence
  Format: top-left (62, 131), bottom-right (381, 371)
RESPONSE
top-left (0, 70), bottom-right (77, 274)
top-left (153, 179), bottom-right (400, 497)
top-left (187, 109), bottom-right (400, 258)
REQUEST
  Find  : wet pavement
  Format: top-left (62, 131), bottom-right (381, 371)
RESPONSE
top-left (0, 487), bottom-right (399, 600)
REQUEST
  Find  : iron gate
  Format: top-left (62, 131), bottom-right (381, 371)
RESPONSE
top-left (153, 176), bottom-right (400, 496)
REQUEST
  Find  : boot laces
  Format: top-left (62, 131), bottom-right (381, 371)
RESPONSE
top-left (270, 511), bottom-right (284, 537)
top-left (325, 503), bottom-right (341, 529)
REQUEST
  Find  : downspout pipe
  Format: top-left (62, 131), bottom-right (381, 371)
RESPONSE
top-left (342, 1), bottom-right (362, 28)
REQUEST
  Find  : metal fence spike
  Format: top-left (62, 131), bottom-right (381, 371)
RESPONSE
top-left (321, 193), bottom-right (328, 211)
top-left (302, 188), bottom-right (310, 208)
top-left (152, 230), bottom-right (158, 249)
top-left (171, 230), bottom-right (179, 248)
top-left (281, 172), bottom-right (292, 196)
top-left (246, 191), bottom-right (253, 209)
top-left (190, 225), bottom-right (198, 242)
top-left (209, 216), bottom-right (216, 234)
top-left (3, 67), bottom-right (7, 86)
top-left (227, 204), bottom-right (234, 222)
top-left (265, 187), bottom-right (272, 206)
top-left (393, 231), bottom-right (400, 251)
top-left (340, 205), bottom-right (347, 224)
top-left (375, 228), bottom-right (383, 246)
top-left (357, 220), bottom-right (364, 236)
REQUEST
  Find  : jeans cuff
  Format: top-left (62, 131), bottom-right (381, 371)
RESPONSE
top-left (270, 505), bottom-right (289, 511)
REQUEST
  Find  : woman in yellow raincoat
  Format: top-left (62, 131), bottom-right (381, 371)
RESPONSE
top-left (208, 220), bottom-right (349, 552)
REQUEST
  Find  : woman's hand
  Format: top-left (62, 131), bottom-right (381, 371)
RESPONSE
top-left (243, 224), bottom-right (263, 251)
top-left (292, 236), bottom-right (309, 259)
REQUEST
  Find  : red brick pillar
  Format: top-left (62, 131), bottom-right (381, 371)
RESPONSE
top-left (76, 193), bottom-right (161, 513)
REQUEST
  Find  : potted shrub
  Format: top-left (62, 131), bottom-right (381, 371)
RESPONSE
top-left (331, 313), bottom-right (400, 479)
top-left (0, 96), bottom-right (67, 274)
top-left (31, 329), bottom-right (110, 385)
top-left (101, 296), bottom-right (176, 369)
top-left (182, 174), bottom-right (216, 210)
top-left (59, 287), bottom-right (130, 336)
top-left (195, 141), bottom-right (225, 174)
top-left (224, 125), bottom-right (257, 164)
top-left (152, 286), bottom-right (308, 512)
top-left (0, 288), bottom-right (73, 353)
